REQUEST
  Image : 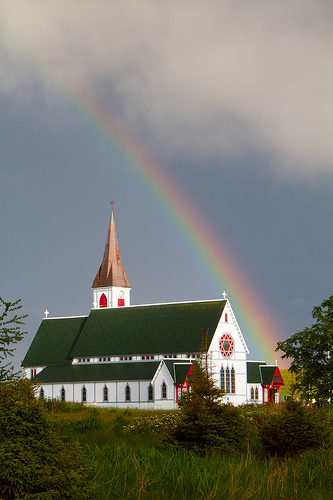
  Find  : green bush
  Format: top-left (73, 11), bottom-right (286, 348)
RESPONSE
top-left (88, 407), bottom-right (100, 415)
top-left (0, 379), bottom-right (94, 499)
top-left (68, 416), bottom-right (102, 434)
top-left (126, 405), bottom-right (249, 453)
top-left (258, 400), bottom-right (331, 458)
top-left (172, 402), bottom-right (249, 452)
top-left (126, 413), bottom-right (181, 446)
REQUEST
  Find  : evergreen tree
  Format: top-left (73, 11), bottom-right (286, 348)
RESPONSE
top-left (0, 379), bottom-right (94, 498)
top-left (174, 330), bottom-right (248, 452)
top-left (0, 297), bottom-right (27, 381)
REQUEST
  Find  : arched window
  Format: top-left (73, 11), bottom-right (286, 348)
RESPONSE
top-left (231, 367), bottom-right (235, 394)
top-left (103, 385), bottom-right (108, 402)
top-left (99, 293), bottom-right (107, 308)
top-left (220, 367), bottom-right (225, 392)
top-left (161, 381), bottom-right (167, 399)
top-left (60, 386), bottom-right (66, 401)
top-left (39, 387), bottom-right (45, 399)
top-left (225, 367), bottom-right (230, 394)
top-left (148, 384), bottom-right (154, 402)
top-left (251, 386), bottom-right (254, 400)
top-left (125, 384), bottom-right (131, 402)
top-left (255, 387), bottom-right (259, 400)
top-left (82, 385), bottom-right (87, 403)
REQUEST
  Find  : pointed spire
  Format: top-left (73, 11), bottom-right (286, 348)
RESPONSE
top-left (92, 203), bottom-right (131, 289)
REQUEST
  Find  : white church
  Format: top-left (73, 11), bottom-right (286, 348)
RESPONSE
top-left (23, 206), bottom-right (284, 409)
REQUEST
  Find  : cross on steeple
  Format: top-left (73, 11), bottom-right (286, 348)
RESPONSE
top-left (44, 310), bottom-right (49, 319)
top-left (110, 199), bottom-right (115, 210)
top-left (222, 291), bottom-right (227, 300)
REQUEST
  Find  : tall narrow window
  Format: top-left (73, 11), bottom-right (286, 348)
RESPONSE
top-left (255, 387), bottom-right (259, 400)
top-left (118, 290), bottom-right (125, 307)
top-left (251, 387), bottom-right (254, 400)
top-left (103, 385), bottom-right (108, 402)
top-left (61, 386), bottom-right (66, 401)
top-left (220, 367), bottom-right (225, 391)
top-left (82, 385), bottom-right (87, 403)
top-left (148, 384), bottom-right (154, 402)
top-left (225, 367), bottom-right (230, 394)
top-left (231, 367), bottom-right (235, 394)
top-left (125, 384), bottom-right (131, 402)
top-left (161, 381), bottom-right (167, 399)
top-left (39, 387), bottom-right (45, 399)
top-left (99, 293), bottom-right (107, 308)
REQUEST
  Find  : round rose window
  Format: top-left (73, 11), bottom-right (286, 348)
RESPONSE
top-left (219, 334), bottom-right (234, 357)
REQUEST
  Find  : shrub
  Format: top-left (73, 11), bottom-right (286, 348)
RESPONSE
top-left (172, 402), bottom-right (249, 452)
top-left (258, 400), bottom-right (331, 458)
top-left (0, 379), bottom-right (94, 499)
top-left (88, 407), bottom-right (100, 415)
top-left (68, 416), bottom-right (102, 434)
top-left (126, 413), bottom-right (181, 446)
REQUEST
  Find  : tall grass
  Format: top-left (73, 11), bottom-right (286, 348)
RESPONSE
top-left (53, 405), bottom-right (333, 500)
top-left (84, 442), bottom-right (333, 499)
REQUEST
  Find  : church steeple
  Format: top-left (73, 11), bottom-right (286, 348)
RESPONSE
top-left (92, 203), bottom-right (131, 309)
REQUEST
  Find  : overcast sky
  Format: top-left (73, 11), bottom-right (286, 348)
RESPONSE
top-left (1, 0), bottom-right (332, 370)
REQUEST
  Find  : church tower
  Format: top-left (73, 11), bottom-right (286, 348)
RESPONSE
top-left (92, 203), bottom-right (131, 309)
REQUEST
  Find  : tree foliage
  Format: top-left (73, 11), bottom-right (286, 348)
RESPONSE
top-left (171, 330), bottom-right (248, 452)
top-left (258, 400), bottom-right (331, 458)
top-left (276, 295), bottom-right (333, 405)
top-left (179, 331), bottom-right (225, 412)
top-left (0, 297), bottom-right (27, 381)
top-left (0, 379), bottom-right (94, 499)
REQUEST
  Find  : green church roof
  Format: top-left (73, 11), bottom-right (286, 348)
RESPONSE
top-left (71, 301), bottom-right (226, 358)
top-left (22, 316), bottom-right (88, 367)
top-left (163, 359), bottom-right (193, 384)
top-left (23, 301), bottom-right (226, 368)
top-left (246, 363), bottom-right (282, 386)
top-left (247, 361), bottom-right (267, 383)
top-left (260, 365), bottom-right (279, 385)
top-left (33, 361), bottom-right (160, 384)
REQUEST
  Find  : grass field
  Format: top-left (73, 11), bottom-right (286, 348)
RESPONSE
top-left (51, 404), bottom-right (333, 500)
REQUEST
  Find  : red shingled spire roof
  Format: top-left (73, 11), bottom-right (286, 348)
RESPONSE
top-left (92, 205), bottom-right (131, 289)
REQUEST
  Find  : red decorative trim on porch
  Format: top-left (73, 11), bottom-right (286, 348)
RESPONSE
top-left (175, 364), bottom-right (196, 403)
top-left (262, 366), bottom-right (284, 403)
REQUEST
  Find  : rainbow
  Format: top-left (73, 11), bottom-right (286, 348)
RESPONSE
top-left (27, 57), bottom-right (285, 365)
